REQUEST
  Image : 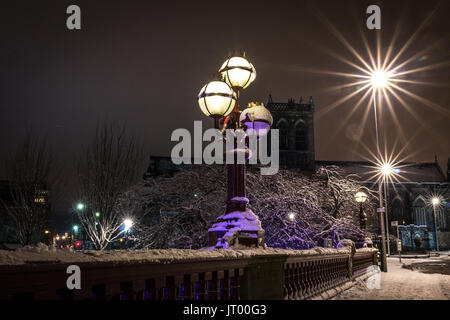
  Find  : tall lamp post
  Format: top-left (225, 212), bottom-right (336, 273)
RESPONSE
top-left (355, 191), bottom-right (368, 248)
top-left (381, 163), bottom-right (394, 256)
top-left (370, 70), bottom-right (391, 272)
top-left (197, 54), bottom-right (273, 249)
top-left (431, 197), bottom-right (440, 252)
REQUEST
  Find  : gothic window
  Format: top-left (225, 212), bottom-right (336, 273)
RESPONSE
top-left (412, 197), bottom-right (427, 227)
top-left (277, 120), bottom-right (288, 150)
top-left (295, 123), bottom-right (307, 150)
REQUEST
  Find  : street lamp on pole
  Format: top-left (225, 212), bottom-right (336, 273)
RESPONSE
top-left (431, 197), bottom-right (441, 252)
top-left (198, 54), bottom-right (273, 249)
top-left (380, 163), bottom-right (394, 257)
top-left (370, 69), bottom-right (392, 272)
top-left (355, 191), bottom-right (368, 248)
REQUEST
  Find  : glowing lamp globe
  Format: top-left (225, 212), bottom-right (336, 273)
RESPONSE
top-left (381, 164), bottom-right (393, 176)
top-left (371, 70), bottom-right (391, 89)
top-left (432, 197), bottom-right (440, 206)
top-left (219, 56), bottom-right (256, 89)
top-left (198, 81), bottom-right (236, 118)
top-left (355, 191), bottom-right (368, 203)
top-left (239, 102), bottom-right (273, 137)
top-left (123, 219), bottom-right (133, 231)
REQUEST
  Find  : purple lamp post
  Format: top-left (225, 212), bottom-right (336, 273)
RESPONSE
top-left (197, 55), bottom-right (273, 249)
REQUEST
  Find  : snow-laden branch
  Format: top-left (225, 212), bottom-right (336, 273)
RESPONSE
top-left (120, 165), bottom-right (376, 250)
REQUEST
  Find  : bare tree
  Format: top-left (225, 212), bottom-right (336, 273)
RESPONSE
top-left (75, 123), bottom-right (145, 250)
top-left (124, 165), bottom-right (376, 250)
top-left (1, 130), bottom-right (56, 245)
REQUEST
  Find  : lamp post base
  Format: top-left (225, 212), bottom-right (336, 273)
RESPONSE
top-left (208, 208), bottom-right (265, 249)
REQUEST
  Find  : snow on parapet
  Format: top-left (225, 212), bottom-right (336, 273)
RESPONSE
top-left (0, 243), bottom-right (376, 266)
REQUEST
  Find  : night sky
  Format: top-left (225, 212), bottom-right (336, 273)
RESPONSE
top-left (0, 0), bottom-right (449, 230)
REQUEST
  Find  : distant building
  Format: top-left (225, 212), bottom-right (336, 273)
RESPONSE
top-left (144, 156), bottom-right (185, 178)
top-left (0, 180), bottom-right (51, 244)
top-left (266, 95), bottom-right (315, 170)
top-left (316, 160), bottom-right (450, 250)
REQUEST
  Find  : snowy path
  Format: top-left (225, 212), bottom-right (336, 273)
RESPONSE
top-left (333, 256), bottom-right (450, 300)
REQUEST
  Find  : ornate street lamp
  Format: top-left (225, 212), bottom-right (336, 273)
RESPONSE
top-left (198, 80), bottom-right (236, 118)
top-left (197, 54), bottom-right (272, 249)
top-left (355, 191), bottom-right (368, 231)
top-left (219, 56), bottom-right (256, 89)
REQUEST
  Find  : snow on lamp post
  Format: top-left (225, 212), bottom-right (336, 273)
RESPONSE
top-left (197, 54), bottom-right (272, 249)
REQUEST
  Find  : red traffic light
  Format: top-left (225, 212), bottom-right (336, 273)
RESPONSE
top-left (75, 241), bottom-right (82, 248)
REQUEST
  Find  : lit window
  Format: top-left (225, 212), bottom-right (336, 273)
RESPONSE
top-left (34, 197), bottom-right (45, 203)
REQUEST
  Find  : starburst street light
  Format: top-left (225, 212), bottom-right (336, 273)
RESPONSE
top-left (310, 11), bottom-right (450, 270)
top-left (430, 196), bottom-right (443, 252)
top-left (123, 219), bottom-right (133, 231)
top-left (431, 197), bottom-right (440, 206)
top-left (371, 70), bottom-right (392, 89)
top-left (381, 163), bottom-right (393, 176)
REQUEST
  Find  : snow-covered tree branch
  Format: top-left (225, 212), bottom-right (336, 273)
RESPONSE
top-left (122, 164), bottom-right (376, 250)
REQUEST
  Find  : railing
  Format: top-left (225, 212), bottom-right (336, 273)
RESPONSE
top-left (0, 248), bottom-right (378, 300)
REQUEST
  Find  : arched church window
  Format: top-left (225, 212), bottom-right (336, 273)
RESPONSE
top-left (277, 120), bottom-right (288, 150)
top-left (412, 197), bottom-right (427, 227)
top-left (295, 124), bottom-right (307, 150)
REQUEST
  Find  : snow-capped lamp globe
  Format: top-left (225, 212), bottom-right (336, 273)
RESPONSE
top-left (197, 80), bottom-right (237, 118)
top-left (219, 55), bottom-right (256, 89)
top-left (239, 102), bottom-right (273, 138)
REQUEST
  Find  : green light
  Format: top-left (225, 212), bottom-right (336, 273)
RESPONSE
top-left (73, 225), bottom-right (79, 232)
top-left (95, 212), bottom-right (100, 217)
top-left (76, 203), bottom-right (85, 211)
top-left (194, 194), bottom-right (198, 198)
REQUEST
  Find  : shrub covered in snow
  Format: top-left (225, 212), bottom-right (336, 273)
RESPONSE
top-left (120, 165), bottom-right (376, 250)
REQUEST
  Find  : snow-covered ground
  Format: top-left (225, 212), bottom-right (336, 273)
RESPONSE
top-left (0, 243), bottom-right (376, 265)
top-left (333, 256), bottom-right (450, 300)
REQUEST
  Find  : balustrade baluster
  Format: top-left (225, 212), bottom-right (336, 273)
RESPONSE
top-left (183, 275), bottom-right (192, 300)
top-left (231, 269), bottom-right (240, 300)
top-left (209, 272), bottom-right (219, 300)
top-left (223, 270), bottom-right (230, 300)
top-left (294, 263), bottom-right (301, 299)
top-left (198, 273), bottom-right (207, 300)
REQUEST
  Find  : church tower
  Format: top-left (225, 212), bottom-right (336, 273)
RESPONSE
top-left (266, 95), bottom-right (315, 170)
